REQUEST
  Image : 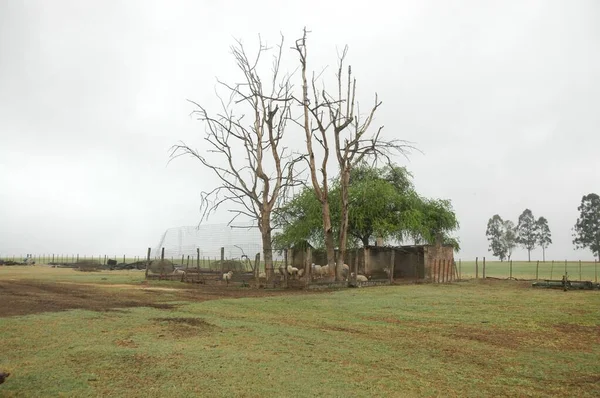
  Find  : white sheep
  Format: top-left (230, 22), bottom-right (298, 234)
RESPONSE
top-left (319, 264), bottom-right (331, 278)
top-left (311, 263), bottom-right (321, 279)
top-left (287, 265), bottom-right (299, 279)
top-left (297, 268), bottom-right (305, 278)
top-left (223, 270), bottom-right (233, 285)
top-left (341, 263), bottom-right (350, 279)
top-left (351, 272), bottom-right (369, 282)
top-left (258, 271), bottom-right (267, 279)
top-left (172, 269), bottom-right (186, 276)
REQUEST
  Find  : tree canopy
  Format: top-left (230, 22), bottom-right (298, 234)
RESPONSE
top-left (572, 193), bottom-right (600, 261)
top-left (486, 215), bottom-right (516, 261)
top-left (536, 216), bottom-right (552, 262)
top-left (516, 209), bottom-right (537, 262)
top-left (273, 163), bottom-right (459, 251)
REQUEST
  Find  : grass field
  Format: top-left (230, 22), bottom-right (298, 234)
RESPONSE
top-left (1, 266), bottom-right (599, 397)
top-left (459, 260), bottom-right (599, 281)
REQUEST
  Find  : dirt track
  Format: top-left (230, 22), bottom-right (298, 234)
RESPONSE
top-left (0, 280), bottom-right (323, 317)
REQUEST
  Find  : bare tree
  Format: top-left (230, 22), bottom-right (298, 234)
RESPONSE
top-left (294, 28), bottom-right (411, 280)
top-left (170, 35), bottom-right (302, 281)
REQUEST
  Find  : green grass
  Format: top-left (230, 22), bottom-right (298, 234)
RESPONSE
top-left (0, 268), bottom-right (599, 397)
top-left (459, 260), bottom-right (599, 281)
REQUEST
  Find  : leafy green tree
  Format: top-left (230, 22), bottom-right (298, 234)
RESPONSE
top-left (572, 193), bottom-right (600, 261)
top-left (516, 209), bottom-right (537, 262)
top-left (502, 220), bottom-right (517, 261)
top-left (536, 217), bottom-right (552, 262)
top-left (486, 215), bottom-right (517, 261)
top-left (273, 164), bottom-right (459, 251)
top-left (486, 215), bottom-right (507, 261)
top-left (413, 198), bottom-right (460, 251)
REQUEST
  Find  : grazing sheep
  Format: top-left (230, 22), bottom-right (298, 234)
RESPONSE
top-left (223, 270), bottom-right (234, 285)
top-left (287, 265), bottom-right (299, 279)
top-left (258, 271), bottom-right (267, 279)
top-left (173, 268), bottom-right (186, 276)
top-left (297, 268), bottom-right (305, 278)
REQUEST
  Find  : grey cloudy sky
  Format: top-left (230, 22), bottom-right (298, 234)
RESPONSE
top-left (1, 0), bottom-right (598, 260)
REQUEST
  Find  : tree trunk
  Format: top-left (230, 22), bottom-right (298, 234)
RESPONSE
top-left (322, 201), bottom-right (336, 279)
top-left (362, 237), bottom-right (369, 247)
top-left (542, 246), bottom-right (546, 263)
top-left (528, 249), bottom-right (531, 262)
top-left (337, 168), bottom-right (351, 281)
top-left (259, 215), bottom-right (274, 282)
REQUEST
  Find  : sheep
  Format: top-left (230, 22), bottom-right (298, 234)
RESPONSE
top-left (258, 271), bottom-right (267, 279)
top-left (173, 268), bottom-right (186, 276)
top-left (297, 268), bottom-right (305, 278)
top-left (341, 263), bottom-right (350, 280)
top-left (319, 264), bottom-right (331, 278)
top-left (223, 270), bottom-right (234, 285)
top-left (311, 263), bottom-right (321, 279)
top-left (287, 265), bottom-right (299, 279)
top-left (351, 272), bottom-right (369, 282)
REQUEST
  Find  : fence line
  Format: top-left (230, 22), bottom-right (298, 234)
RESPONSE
top-left (2, 251), bottom-right (598, 284)
top-left (456, 258), bottom-right (598, 283)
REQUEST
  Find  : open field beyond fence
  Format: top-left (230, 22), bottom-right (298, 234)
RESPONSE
top-left (459, 260), bottom-right (599, 281)
top-left (0, 266), bottom-right (599, 397)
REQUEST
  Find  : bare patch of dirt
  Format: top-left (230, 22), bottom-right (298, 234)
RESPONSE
top-left (151, 317), bottom-right (211, 327)
top-left (115, 339), bottom-right (139, 348)
top-left (319, 324), bottom-right (364, 334)
top-left (0, 280), bottom-right (327, 317)
top-left (452, 324), bottom-right (599, 351)
top-left (151, 317), bottom-right (216, 338)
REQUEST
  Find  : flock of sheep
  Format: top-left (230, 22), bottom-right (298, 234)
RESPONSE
top-left (258, 263), bottom-right (373, 282)
top-left (172, 263), bottom-right (385, 286)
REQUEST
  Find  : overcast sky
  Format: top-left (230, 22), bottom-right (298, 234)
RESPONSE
top-left (1, 0), bottom-right (598, 261)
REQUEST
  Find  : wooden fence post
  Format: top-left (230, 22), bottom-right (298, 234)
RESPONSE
top-left (197, 248), bottom-right (200, 273)
top-left (145, 248), bottom-right (151, 278)
top-left (475, 257), bottom-right (479, 279)
top-left (186, 255), bottom-right (190, 269)
top-left (564, 259), bottom-right (567, 276)
top-left (123, 255), bottom-right (126, 264)
top-left (52, 254), bottom-right (55, 263)
top-left (483, 257), bottom-right (486, 279)
top-left (254, 253), bottom-right (260, 280)
top-left (161, 248), bottom-right (165, 260)
top-left (536, 260), bottom-right (539, 280)
top-left (389, 250), bottom-right (395, 284)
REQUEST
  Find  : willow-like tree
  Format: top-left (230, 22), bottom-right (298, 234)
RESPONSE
top-left (170, 36), bottom-right (302, 281)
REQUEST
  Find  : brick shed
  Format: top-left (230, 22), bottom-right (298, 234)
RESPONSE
top-left (296, 242), bottom-right (455, 282)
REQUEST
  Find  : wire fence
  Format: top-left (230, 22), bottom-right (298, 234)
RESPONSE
top-left (456, 258), bottom-right (599, 282)
top-left (2, 252), bottom-right (598, 284)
